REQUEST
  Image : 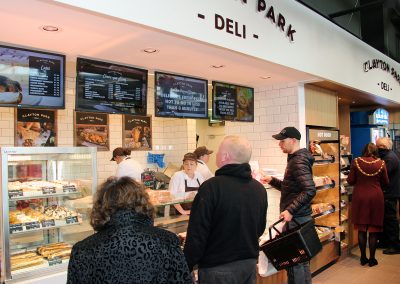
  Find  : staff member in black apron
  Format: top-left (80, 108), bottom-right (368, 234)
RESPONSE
top-left (168, 153), bottom-right (205, 215)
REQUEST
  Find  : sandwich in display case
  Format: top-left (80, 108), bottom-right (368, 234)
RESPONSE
top-left (0, 147), bottom-right (97, 283)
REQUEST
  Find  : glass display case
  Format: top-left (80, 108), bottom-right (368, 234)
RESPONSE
top-left (146, 189), bottom-right (191, 235)
top-left (0, 147), bottom-right (97, 283)
top-left (306, 126), bottom-right (341, 273)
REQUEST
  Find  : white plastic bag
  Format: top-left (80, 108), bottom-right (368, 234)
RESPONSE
top-left (257, 221), bottom-right (285, 277)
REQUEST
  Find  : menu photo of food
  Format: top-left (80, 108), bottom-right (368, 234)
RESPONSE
top-left (15, 109), bottom-right (57, 147)
top-left (74, 111), bottom-right (109, 151)
top-left (123, 115), bottom-right (151, 151)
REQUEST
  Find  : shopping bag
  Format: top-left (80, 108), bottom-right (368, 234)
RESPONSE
top-left (259, 218), bottom-right (322, 271)
top-left (258, 221), bottom-right (284, 277)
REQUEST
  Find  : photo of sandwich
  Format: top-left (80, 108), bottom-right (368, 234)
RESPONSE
top-left (0, 75), bottom-right (23, 104)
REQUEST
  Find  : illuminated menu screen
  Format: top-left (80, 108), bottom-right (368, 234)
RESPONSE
top-left (212, 81), bottom-right (254, 122)
top-left (155, 72), bottom-right (208, 119)
top-left (0, 45), bottom-right (65, 109)
top-left (76, 58), bottom-right (147, 115)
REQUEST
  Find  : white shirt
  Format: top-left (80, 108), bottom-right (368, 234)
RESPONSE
top-left (115, 157), bottom-right (144, 182)
top-left (196, 160), bottom-right (214, 181)
top-left (168, 170), bottom-right (204, 200)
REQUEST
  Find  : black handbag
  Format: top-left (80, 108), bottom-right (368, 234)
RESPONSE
top-left (259, 218), bottom-right (322, 270)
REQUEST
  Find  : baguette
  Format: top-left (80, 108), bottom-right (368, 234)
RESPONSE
top-left (47, 248), bottom-right (72, 260)
top-left (11, 255), bottom-right (44, 270)
top-left (11, 251), bottom-right (38, 260)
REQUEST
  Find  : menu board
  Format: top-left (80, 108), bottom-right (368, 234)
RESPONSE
top-left (0, 45), bottom-right (65, 108)
top-left (15, 108), bottom-right (57, 147)
top-left (155, 72), bottom-right (208, 119)
top-left (74, 111), bottom-right (109, 151)
top-left (212, 81), bottom-right (254, 122)
top-left (123, 115), bottom-right (152, 151)
top-left (76, 58), bottom-right (147, 115)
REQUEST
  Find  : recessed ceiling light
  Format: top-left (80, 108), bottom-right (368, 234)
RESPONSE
top-left (352, 101), bottom-right (356, 104)
top-left (142, 48), bottom-right (159, 54)
top-left (338, 97), bottom-right (342, 100)
top-left (41, 25), bottom-right (60, 32)
top-left (260, 76), bottom-right (271, 79)
top-left (211, 65), bottom-right (225, 68)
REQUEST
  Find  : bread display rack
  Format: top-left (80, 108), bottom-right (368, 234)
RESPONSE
top-left (306, 126), bottom-right (341, 274)
top-left (0, 147), bottom-right (97, 283)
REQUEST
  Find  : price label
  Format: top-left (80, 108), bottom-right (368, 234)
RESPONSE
top-left (62, 185), bottom-right (77, 193)
top-left (48, 257), bottom-right (62, 266)
top-left (41, 219), bottom-right (55, 228)
top-left (42, 186), bottom-right (56, 194)
top-left (8, 189), bottom-right (23, 198)
top-left (65, 216), bottom-right (79, 224)
top-left (25, 221), bottom-right (41, 231)
top-left (10, 223), bottom-right (23, 234)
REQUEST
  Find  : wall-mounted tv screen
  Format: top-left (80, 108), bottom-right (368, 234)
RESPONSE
top-left (76, 58), bottom-right (147, 115)
top-left (155, 71), bottom-right (208, 119)
top-left (212, 81), bottom-right (254, 122)
top-left (0, 44), bottom-right (65, 109)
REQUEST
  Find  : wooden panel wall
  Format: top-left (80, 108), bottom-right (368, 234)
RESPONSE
top-left (338, 104), bottom-right (351, 152)
top-left (305, 85), bottom-right (338, 127)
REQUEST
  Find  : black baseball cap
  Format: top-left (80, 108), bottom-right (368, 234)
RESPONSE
top-left (272, 127), bottom-right (301, 140)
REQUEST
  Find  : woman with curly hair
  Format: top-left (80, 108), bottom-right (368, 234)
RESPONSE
top-left (67, 176), bottom-right (193, 284)
top-left (347, 143), bottom-right (389, 267)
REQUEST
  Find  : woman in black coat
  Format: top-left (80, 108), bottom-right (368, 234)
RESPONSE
top-left (67, 176), bottom-right (193, 284)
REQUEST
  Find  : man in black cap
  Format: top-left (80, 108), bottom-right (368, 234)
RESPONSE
top-left (262, 126), bottom-right (316, 284)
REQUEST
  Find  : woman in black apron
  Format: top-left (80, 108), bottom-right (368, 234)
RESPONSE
top-left (168, 153), bottom-right (205, 215)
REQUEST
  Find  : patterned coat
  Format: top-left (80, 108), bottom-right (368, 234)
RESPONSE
top-left (67, 210), bottom-right (193, 284)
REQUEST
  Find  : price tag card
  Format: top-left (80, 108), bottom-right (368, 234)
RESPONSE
top-left (10, 223), bottom-right (23, 234)
top-left (42, 186), bottom-right (56, 194)
top-left (48, 257), bottom-right (63, 266)
top-left (25, 221), bottom-right (41, 231)
top-left (65, 216), bottom-right (79, 224)
top-left (41, 219), bottom-right (55, 228)
top-left (62, 185), bottom-right (77, 193)
top-left (8, 189), bottom-right (23, 199)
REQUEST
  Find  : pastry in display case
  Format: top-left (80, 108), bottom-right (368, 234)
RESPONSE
top-left (0, 147), bottom-right (97, 283)
top-left (307, 126), bottom-right (340, 273)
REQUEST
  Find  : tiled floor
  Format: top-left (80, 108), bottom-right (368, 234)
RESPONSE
top-left (313, 248), bottom-right (400, 284)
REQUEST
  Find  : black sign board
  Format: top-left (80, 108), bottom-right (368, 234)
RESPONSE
top-left (48, 257), bottom-right (63, 266)
top-left (42, 186), bottom-right (56, 194)
top-left (214, 85), bottom-right (237, 118)
top-left (155, 72), bottom-right (208, 119)
top-left (41, 219), bottom-right (56, 228)
top-left (76, 58), bottom-right (147, 115)
top-left (8, 189), bottom-right (23, 198)
top-left (65, 216), bottom-right (79, 224)
top-left (25, 221), bottom-right (41, 231)
top-left (62, 185), bottom-right (78, 193)
top-left (212, 81), bottom-right (254, 122)
top-left (10, 223), bottom-right (23, 234)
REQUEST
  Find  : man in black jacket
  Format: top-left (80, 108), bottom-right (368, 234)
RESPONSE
top-left (184, 135), bottom-right (267, 284)
top-left (262, 126), bottom-right (316, 284)
top-left (376, 137), bottom-right (400, 254)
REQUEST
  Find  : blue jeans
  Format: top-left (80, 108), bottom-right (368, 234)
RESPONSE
top-left (198, 258), bottom-right (257, 284)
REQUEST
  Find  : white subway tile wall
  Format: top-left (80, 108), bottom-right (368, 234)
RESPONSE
top-left (0, 65), bottom-right (302, 228)
top-left (225, 85), bottom-right (301, 226)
